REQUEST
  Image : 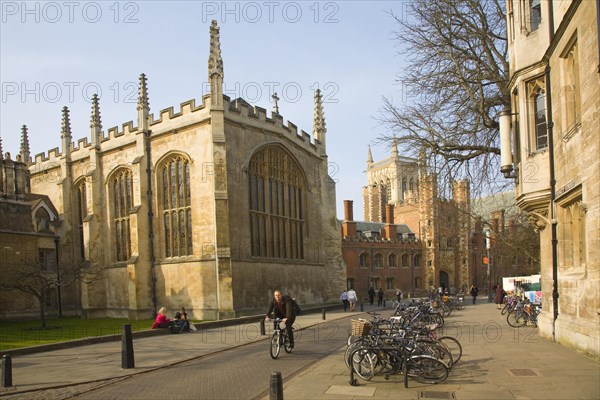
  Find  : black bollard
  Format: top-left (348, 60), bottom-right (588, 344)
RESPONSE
top-left (2, 355), bottom-right (12, 388)
top-left (322, 308), bottom-right (326, 320)
top-left (121, 324), bottom-right (135, 369)
top-left (383, 299), bottom-right (386, 307)
top-left (360, 302), bottom-right (364, 312)
top-left (270, 371), bottom-right (284, 400)
top-left (260, 319), bottom-right (266, 336)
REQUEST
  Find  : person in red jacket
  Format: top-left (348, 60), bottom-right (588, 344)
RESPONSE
top-left (151, 307), bottom-right (173, 329)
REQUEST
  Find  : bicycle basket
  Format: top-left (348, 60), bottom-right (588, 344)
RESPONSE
top-left (351, 319), bottom-right (372, 336)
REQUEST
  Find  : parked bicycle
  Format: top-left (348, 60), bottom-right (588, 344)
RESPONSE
top-left (349, 339), bottom-right (449, 387)
top-left (270, 318), bottom-right (293, 359)
top-left (506, 300), bottom-right (541, 328)
top-left (345, 310), bottom-right (460, 386)
top-left (501, 294), bottom-right (518, 315)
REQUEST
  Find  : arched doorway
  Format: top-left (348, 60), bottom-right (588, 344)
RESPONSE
top-left (439, 271), bottom-right (449, 290)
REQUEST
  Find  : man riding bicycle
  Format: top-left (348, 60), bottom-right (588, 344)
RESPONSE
top-left (265, 290), bottom-right (296, 348)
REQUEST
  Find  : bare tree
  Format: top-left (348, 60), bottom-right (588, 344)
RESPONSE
top-left (0, 260), bottom-right (104, 328)
top-left (490, 212), bottom-right (540, 279)
top-left (379, 0), bottom-right (509, 194)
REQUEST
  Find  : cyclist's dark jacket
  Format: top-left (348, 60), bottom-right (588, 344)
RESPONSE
top-left (266, 295), bottom-right (294, 319)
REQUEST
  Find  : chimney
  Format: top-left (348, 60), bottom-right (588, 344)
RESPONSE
top-left (508, 219), bottom-right (516, 236)
top-left (382, 204), bottom-right (397, 240)
top-left (342, 200), bottom-right (357, 238)
top-left (344, 200), bottom-right (354, 221)
top-left (491, 217), bottom-right (499, 234)
top-left (385, 204), bottom-right (394, 225)
top-left (491, 209), bottom-right (505, 234)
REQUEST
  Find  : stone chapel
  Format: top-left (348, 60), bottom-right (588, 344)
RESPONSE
top-left (2, 21), bottom-right (345, 320)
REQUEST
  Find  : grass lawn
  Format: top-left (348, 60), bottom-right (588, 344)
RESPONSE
top-left (0, 317), bottom-right (156, 351)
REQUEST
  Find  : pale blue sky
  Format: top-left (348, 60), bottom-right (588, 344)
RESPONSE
top-left (1, 1), bottom-right (414, 218)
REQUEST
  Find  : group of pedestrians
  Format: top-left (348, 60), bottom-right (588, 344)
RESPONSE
top-left (340, 287), bottom-right (404, 310)
top-left (340, 288), bottom-right (357, 311)
top-left (469, 283), bottom-right (506, 307)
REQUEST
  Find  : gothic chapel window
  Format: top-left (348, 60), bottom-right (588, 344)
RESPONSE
top-left (111, 169), bottom-right (133, 262)
top-left (386, 178), bottom-right (391, 204)
top-left (248, 145), bottom-right (305, 259)
top-left (161, 156), bottom-right (193, 257)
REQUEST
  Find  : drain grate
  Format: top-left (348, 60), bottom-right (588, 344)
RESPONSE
top-left (418, 392), bottom-right (456, 399)
top-left (509, 368), bottom-right (538, 376)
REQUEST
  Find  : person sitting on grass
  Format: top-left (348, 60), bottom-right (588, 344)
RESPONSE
top-left (151, 307), bottom-right (173, 329)
top-left (173, 306), bottom-right (192, 332)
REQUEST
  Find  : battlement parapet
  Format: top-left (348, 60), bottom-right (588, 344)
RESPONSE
top-left (33, 148), bottom-right (57, 163)
top-left (70, 137), bottom-right (92, 154)
top-left (30, 97), bottom-right (212, 168)
top-left (148, 98), bottom-right (207, 127)
top-left (225, 96), bottom-right (321, 155)
top-left (342, 235), bottom-right (421, 245)
top-left (105, 120), bottom-right (138, 142)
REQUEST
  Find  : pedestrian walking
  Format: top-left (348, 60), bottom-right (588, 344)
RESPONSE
top-left (377, 288), bottom-right (384, 306)
top-left (368, 287), bottom-right (376, 305)
top-left (347, 288), bottom-right (358, 311)
top-left (470, 284), bottom-right (479, 305)
top-left (340, 290), bottom-right (349, 311)
top-left (494, 284), bottom-right (506, 310)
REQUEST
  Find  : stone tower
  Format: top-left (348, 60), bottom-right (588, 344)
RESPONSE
top-left (452, 179), bottom-right (471, 290)
top-left (362, 142), bottom-right (419, 222)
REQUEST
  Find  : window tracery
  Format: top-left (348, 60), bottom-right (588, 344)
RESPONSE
top-left (161, 156), bottom-right (193, 258)
top-left (248, 146), bottom-right (305, 259)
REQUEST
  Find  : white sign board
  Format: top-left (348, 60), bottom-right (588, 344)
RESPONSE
top-left (502, 274), bottom-right (541, 292)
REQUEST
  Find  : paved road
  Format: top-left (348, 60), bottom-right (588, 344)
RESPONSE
top-left (69, 316), bottom-right (356, 400)
top-left (2, 304), bottom-right (598, 400)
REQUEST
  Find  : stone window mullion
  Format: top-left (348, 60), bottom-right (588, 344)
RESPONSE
top-left (248, 146), bottom-right (305, 260)
top-left (112, 170), bottom-right (133, 262)
top-left (161, 157), bottom-right (193, 258)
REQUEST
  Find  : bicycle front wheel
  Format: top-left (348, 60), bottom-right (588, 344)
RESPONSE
top-left (438, 336), bottom-right (462, 364)
top-left (406, 355), bottom-right (449, 384)
top-left (507, 311), bottom-right (527, 328)
top-left (345, 341), bottom-right (364, 369)
top-left (350, 348), bottom-right (376, 381)
top-left (270, 333), bottom-right (281, 359)
top-left (430, 313), bottom-right (445, 328)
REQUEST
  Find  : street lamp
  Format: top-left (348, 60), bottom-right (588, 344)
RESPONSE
top-left (499, 109), bottom-right (518, 179)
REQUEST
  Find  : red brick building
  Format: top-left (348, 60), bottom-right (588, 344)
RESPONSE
top-left (341, 200), bottom-right (423, 300)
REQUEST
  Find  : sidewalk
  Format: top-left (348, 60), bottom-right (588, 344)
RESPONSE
top-left (1, 303), bottom-right (599, 400)
top-left (272, 302), bottom-right (600, 400)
